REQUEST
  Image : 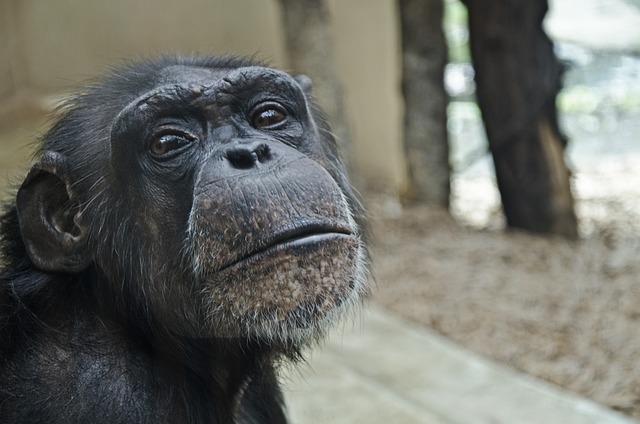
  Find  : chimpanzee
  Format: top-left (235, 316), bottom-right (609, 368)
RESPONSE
top-left (0, 55), bottom-right (368, 423)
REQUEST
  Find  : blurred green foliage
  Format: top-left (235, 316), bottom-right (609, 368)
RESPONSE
top-left (444, 0), bottom-right (471, 63)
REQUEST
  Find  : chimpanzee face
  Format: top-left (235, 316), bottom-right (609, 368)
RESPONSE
top-left (17, 61), bottom-right (367, 345)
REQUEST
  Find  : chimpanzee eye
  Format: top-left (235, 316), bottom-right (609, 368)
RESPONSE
top-left (251, 103), bottom-right (288, 129)
top-left (149, 132), bottom-right (194, 158)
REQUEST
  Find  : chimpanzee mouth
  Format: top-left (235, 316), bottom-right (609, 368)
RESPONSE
top-left (216, 225), bottom-right (355, 273)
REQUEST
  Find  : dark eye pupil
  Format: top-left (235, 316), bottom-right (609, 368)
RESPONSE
top-left (253, 108), bottom-right (286, 128)
top-left (150, 134), bottom-right (190, 156)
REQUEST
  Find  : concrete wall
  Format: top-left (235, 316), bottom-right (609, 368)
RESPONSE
top-left (0, 0), bottom-right (405, 190)
top-left (0, 1), bottom-right (27, 100)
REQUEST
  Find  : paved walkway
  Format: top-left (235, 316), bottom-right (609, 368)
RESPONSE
top-left (283, 307), bottom-right (635, 424)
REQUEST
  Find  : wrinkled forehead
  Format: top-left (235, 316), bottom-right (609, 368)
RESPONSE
top-left (112, 64), bottom-right (307, 134)
top-left (157, 64), bottom-right (299, 93)
top-left (128, 65), bottom-right (302, 111)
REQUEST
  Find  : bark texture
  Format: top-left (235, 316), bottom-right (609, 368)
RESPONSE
top-left (462, 0), bottom-right (578, 238)
top-left (399, 0), bottom-right (450, 206)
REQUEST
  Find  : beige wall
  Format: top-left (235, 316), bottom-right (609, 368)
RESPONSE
top-left (0, 0), bottom-right (405, 190)
top-left (329, 0), bottom-right (405, 190)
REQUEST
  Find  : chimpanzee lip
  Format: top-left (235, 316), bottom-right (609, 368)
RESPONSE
top-left (216, 225), bottom-right (354, 273)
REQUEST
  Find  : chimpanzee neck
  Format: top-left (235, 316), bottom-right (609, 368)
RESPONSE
top-left (162, 336), bottom-right (271, 419)
top-left (147, 334), bottom-right (268, 422)
top-left (85, 274), bottom-right (273, 421)
top-left (73, 273), bottom-right (276, 422)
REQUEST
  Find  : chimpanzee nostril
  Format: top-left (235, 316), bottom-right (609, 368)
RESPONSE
top-left (226, 147), bottom-right (255, 169)
top-left (225, 143), bottom-right (271, 169)
top-left (254, 143), bottom-right (271, 163)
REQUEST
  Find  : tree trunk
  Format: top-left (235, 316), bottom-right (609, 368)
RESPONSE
top-left (462, 0), bottom-right (578, 239)
top-left (276, 0), bottom-right (353, 166)
top-left (399, 0), bottom-right (450, 207)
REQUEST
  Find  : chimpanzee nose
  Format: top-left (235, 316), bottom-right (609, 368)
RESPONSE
top-left (225, 143), bottom-right (272, 169)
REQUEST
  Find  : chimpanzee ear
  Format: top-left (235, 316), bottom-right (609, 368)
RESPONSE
top-left (16, 151), bottom-right (90, 273)
top-left (294, 75), bottom-right (313, 98)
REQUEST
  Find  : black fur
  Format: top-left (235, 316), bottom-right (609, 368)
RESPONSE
top-left (0, 55), bottom-right (367, 423)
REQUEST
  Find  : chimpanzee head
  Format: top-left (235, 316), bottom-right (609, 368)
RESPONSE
top-left (15, 56), bottom-right (368, 346)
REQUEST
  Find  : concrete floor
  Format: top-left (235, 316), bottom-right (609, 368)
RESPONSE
top-left (283, 307), bottom-right (635, 424)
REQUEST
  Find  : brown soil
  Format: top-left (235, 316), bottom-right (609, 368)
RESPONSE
top-left (368, 191), bottom-right (640, 417)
